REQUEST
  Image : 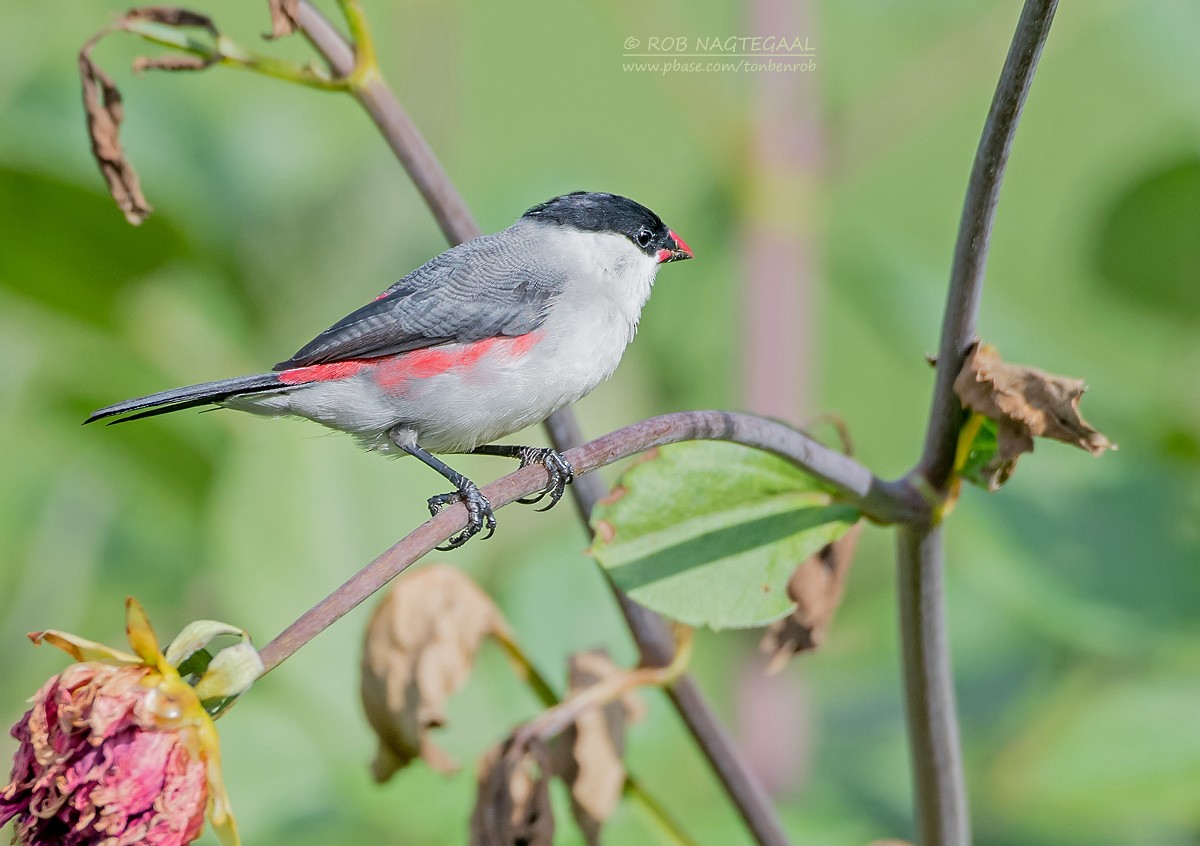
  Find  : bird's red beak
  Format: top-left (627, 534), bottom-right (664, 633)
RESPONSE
top-left (657, 230), bottom-right (694, 263)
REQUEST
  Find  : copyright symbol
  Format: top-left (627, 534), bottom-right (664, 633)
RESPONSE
top-left (624, 37), bottom-right (640, 51)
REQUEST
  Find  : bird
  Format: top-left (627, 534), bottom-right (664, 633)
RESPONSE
top-left (87, 191), bottom-right (693, 548)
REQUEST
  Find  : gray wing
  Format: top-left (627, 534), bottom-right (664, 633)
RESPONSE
top-left (274, 229), bottom-right (563, 370)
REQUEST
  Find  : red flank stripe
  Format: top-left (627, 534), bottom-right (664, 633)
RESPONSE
top-left (278, 359), bottom-right (372, 384)
top-left (277, 333), bottom-right (544, 389)
top-left (509, 332), bottom-right (541, 356)
top-left (375, 333), bottom-right (543, 391)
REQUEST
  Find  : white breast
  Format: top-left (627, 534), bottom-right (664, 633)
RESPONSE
top-left (404, 229), bottom-right (660, 452)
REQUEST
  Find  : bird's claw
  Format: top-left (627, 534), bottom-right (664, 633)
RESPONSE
top-left (514, 448), bottom-right (575, 512)
top-left (428, 482), bottom-right (496, 550)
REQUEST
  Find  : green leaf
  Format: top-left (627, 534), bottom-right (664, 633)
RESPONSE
top-left (175, 647), bottom-right (213, 683)
top-left (590, 442), bottom-right (859, 630)
top-left (959, 416), bottom-right (1004, 491)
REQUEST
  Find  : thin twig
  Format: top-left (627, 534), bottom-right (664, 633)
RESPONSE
top-left (288, 6), bottom-right (816, 844)
top-left (124, 19), bottom-right (346, 91)
top-left (900, 3), bottom-right (1059, 845)
top-left (259, 409), bottom-right (920, 673)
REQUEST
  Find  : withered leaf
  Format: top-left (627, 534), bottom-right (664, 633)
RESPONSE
top-left (953, 342), bottom-right (1115, 489)
top-left (132, 54), bottom-right (214, 73)
top-left (360, 565), bottom-right (510, 782)
top-left (265, 0), bottom-right (301, 39)
top-left (548, 650), bottom-right (646, 845)
top-left (78, 7), bottom-right (220, 225)
top-left (126, 7), bottom-right (217, 33)
top-left (79, 40), bottom-right (151, 226)
top-left (470, 738), bottom-right (555, 846)
top-left (761, 522), bottom-right (863, 673)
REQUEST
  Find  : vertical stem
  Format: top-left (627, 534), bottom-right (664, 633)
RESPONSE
top-left (668, 678), bottom-right (792, 846)
top-left (901, 3), bottom-right (1059, 845)
top-left (896, 524), bottom-right (966, 845)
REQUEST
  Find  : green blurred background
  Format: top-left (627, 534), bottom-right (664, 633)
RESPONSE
top-left (2, 1), bottom-right (1198, 843)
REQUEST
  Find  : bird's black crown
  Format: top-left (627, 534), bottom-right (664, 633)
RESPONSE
top-left (523, 191), bottom-right (673, 257)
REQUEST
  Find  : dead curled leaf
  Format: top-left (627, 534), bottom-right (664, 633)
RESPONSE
top-left (126, 7), bottom-right (218, 32)
top-left (79, 41), bottom-right (150, 226)
top-left (470, 739), bottom-right (555, 846)
top-left (760, 522), bottom-right (863, 673)
top-left (132, 54), bottom-right (214, 73)
top-left (360, 565), bottom-right (510, 782)
top-left (953, 342), bottom-right (1115, 488)
top-left (78, 7), bottom-right (221, 225)
top-left (548, 650), bottom-right (646, 846)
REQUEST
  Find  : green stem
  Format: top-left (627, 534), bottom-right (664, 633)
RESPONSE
top-left (123, 19), bottom-right (347, 91)
top-left (626, 778), bottom-right (702, 846)
top-left (335, 0), bottom-right (380, 87)
top-left (492, 629), bottom-right (561, 710)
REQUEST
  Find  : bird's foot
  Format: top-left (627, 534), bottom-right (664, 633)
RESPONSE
top-left (428, 481), bottom-right (496, 550)
top-left (514, 448), bottom-right (575, 512)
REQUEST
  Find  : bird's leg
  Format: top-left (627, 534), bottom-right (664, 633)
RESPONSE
top-left (394, 437), bottom-right (496, 550)
top-left (468, 444), bottom-right (574, 512)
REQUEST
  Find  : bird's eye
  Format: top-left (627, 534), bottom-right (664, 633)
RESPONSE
top-left (635, 228), bottom-right (653, 249)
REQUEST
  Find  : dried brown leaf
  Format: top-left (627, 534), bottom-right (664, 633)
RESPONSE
top-left (761, 522), bottom-right (863, 673)
top-left (953, 342), bottom-right (1115, 485)
top-left (126, 7), bottom-right (217, 32)
top-left (78, 8), bottom-right (220, 225)
top-left (470, 739), bottom-right (555, 846)
top-left (132, 54), bottom-right (214, 73)
top-left (548, 650), bottom-right (645, 845)
top-left (79, 40), bottom-right (151, 225)
top-left (360, 565), bottom-right (510, 782)
top-left (265, 0), bottom-right (301, 39)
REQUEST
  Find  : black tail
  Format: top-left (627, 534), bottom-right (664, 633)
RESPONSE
top-left (85, 373), bottom-right (285, 425)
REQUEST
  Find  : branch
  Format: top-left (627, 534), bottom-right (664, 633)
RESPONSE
top-left (900, 3), bottom-right (1059, 845)
top-left (259, 409), bottom-right (916, 673)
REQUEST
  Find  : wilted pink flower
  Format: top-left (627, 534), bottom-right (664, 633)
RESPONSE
top-left (1, 599), bottom-right (251, 846)
top-left (1, 662), bottom-right (207, 846)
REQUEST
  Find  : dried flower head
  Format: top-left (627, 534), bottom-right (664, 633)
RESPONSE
top-left (1, 599), bottom-right (259, 846)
